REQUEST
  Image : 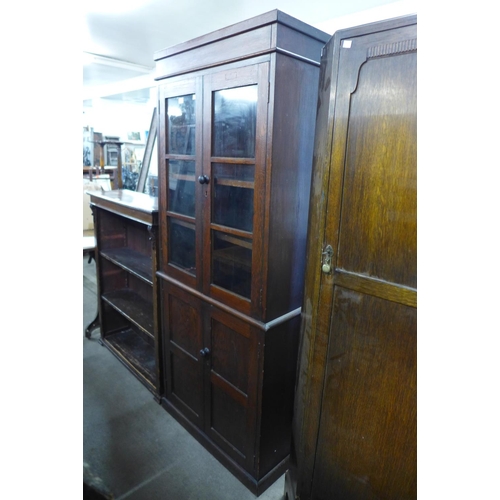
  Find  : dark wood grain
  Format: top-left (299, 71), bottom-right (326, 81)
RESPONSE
top-left (265, 52), bottom-right (321, 321)
top-left (312, 288), bottom-right (416, 500)
top-left (163, 284), bottom-right (204, 428)
top-left (154, 9), bottom-right (328, 79)
top-left (156, 11), bottom-right (329, 496)
top-left (337, 50), bottom-right (417, 289)
top-left (91, 190), bottom-right (162, 398)
top-left (101, 248), bottom-right (153, 283)
top-left (286, 14), bottom-right (417, 500)
top-left (102, 289), bottom-right (154, 337)
top-left (104, 326), bottom-right (156, 386)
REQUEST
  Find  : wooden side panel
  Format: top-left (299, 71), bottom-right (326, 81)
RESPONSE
top-left (258, 315), bottom-right (300, 479)
top-left (266, 53), bottom-right (320, 321)
top-left (312, 288), bottom-right (417, 500)
top-left (275, 23), bottom-right (328, 62)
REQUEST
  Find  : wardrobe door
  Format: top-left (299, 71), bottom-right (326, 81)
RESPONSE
top-left (311, 22), bottom-right (417, 500)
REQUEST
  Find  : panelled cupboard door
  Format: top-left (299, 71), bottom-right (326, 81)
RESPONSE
top-left (204, 307), bottom-right (260, 472)
top-left (163, 283), bottom-right (205, 429)
top-left (159, 63), bottom-right (270, 318)
top-left (162, 282), bottom-right (260, 472)
top-left (289, 16), bottom-right (417, 500)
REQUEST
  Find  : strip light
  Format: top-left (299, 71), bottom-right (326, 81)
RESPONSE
top-left (83, 52), bottom-right (153, 73)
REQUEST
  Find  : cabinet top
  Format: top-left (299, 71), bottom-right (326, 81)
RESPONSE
top-left (154, 9), bottom-right (330, 80)
top-left (87, 189), bottom-right (158, 214)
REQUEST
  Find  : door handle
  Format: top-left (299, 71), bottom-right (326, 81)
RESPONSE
top-left (321, 245), bottom-right (334, 274)
top-left (198, 175), bottom-right (209, 184)
top-left (200, 347), bottom-right (211, 357)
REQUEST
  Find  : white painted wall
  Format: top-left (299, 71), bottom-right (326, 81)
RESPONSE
top-left (315, 0), bottom-right (417, 34)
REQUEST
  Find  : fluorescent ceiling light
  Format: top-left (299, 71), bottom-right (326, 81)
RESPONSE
top-left (83, 52), bottom-right (153, 73)
top-left (84, 0), bottom-right (154, 14)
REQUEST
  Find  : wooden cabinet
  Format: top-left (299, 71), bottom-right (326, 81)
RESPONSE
top-left (285, 15), bottom-right (417, 500)
top-left (154, 10), bottom-right (330, 495)
top-left (89, 189), bottom-right (162, 400)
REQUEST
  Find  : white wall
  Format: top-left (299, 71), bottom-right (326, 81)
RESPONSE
top-left (83, 88), bottom-right (157, 143)
top-left (314, 0), bottom-right (417, 34)
top-left (82, 0), bottom-right (417, 149)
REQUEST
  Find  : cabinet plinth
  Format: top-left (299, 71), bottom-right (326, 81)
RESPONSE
top-left (154, 9), bottom-right (330, 495)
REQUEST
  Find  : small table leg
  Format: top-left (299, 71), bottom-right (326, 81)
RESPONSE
top-left (85, 313), bottom-right (100, 339)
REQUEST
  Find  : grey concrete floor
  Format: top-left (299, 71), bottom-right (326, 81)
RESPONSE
top-left (83, 255), bottom-right (286, 500)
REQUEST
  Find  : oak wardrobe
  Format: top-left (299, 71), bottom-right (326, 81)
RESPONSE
top-left (285, 15), bottom-right (417, 500)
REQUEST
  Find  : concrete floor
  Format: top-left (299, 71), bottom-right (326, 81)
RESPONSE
top-left (83, 254), bottom-right (286, 500)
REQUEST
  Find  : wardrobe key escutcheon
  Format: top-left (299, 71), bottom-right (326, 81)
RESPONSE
top-left (321, 245), bottom-right (334, 274)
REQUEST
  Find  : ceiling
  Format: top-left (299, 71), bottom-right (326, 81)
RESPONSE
top-left (83, 0), bottom-right (415, 99)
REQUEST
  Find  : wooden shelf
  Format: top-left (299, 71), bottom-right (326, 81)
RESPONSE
top-left (215, 178), bottom-right (254, 189)
top-left (170, 173), bottom-right (195, 182)
top-left (101, 248), bottom-right (153, 283)
top-left (215, 233), bottom-right (252, 249)
top-left (213, 246), bottom-right (251, 270)
top-left (89, 189), bottom-right (161, 398)
top-left (103, 327), bottom-right (156, 385)
top-left (102, 289), bottom-right (154, 337)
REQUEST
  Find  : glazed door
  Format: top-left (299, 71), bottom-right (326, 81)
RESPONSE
top-left (201, 63), bottom-right (269, 317)
top-left (159, 76), bottom-right (203, 290)
top-left (311, 24), bottom-right (417, 499)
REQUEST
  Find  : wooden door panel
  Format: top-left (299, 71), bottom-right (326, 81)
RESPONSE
top-left (312, 287), bottom-right (417, 500)
top-left (210, 316), bottom-right (251, 394)
top-left (337, 51), bottom-right (417, 289)
top-left (205, 309), bottom-right (257, 470)
top-left (169, 292), bottom-right (202, 355)
top-left (164, 287), bottom-right (204, 426)
top-left (210, 384), bottom-right (248, 460)
top-left (295, 18), bottom-right (418, 500)
top-left (170, 348), bottom-right (204, 420)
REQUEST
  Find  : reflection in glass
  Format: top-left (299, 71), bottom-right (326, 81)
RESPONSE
top-left (168, 95), bottom-right (196, 155)
top-left (168, 160), bottom-right (195, 217)
top-left (213, 86), bottom-right (257, 158)
top-left (169, 219), bottom-right (196, 273)
top-left (213, 163), bottom-right (254, 232)
top-left (212, 231), bottom-right (252, 299)
top-left (143, 140), bottom-right (158, 196)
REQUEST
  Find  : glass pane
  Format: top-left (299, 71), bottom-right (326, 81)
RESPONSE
top-left (212, 231), bottom-right (252, 299)
top-left (212, 86), bottom-right (257, 158)
top-left (143, 140), bottom-right (158, 196)
top-left (168, 160), bottom-right (195, 217)
top-left (167, 95), bottom-right (196, 155)
top-left (169, 219), bottom-right (196, 273)
top-left (212, 163), bottom-right (254, 232)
